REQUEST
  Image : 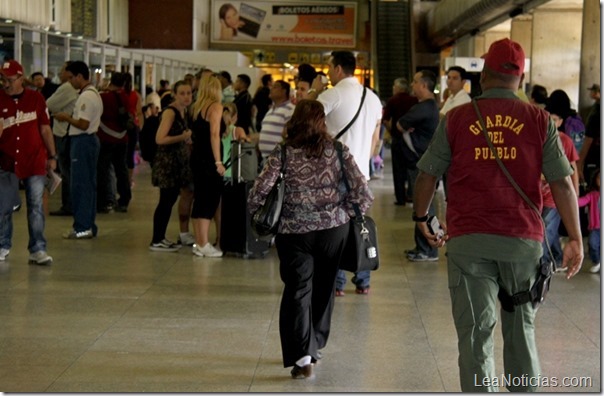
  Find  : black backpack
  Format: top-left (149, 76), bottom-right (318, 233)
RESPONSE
top-left (114, 91), bottom-right (136, 131)
top-left (139, 114), bottom-right (159, 163)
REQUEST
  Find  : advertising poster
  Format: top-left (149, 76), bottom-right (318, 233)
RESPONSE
top-left (211, 0), bottom-right (357, 48)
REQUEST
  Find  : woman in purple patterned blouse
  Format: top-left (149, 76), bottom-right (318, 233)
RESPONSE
top-left (248, 100), bottom-right (373, 379)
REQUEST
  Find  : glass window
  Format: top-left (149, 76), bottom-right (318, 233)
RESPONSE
top-left (69, 39), bottom-right (85, 62)
top-left (0, 24), bottom-right (16, 62)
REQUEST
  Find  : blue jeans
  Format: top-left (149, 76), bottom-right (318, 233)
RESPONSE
top-left (70, 134), bottom-right (100, 234)
top-left (541, 207), bottom-right (563, 266)
top-left (588, 229), bottom-right (600, 264)
top-left (335, 269), bottom-right (370, 290)
top-left (408, 167), bottom-right (438, 258)
top-left (0, 175), bottom-right (47, 253)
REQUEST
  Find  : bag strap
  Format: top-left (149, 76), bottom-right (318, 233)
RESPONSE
top-left (335, 87), bottom-right (367, 140)
top-left (279, 143), bottom-right (286, 177)
top-left (335, 141), bottom-right (363, 219)
top-left (471, 99), bottom-right (554, 260)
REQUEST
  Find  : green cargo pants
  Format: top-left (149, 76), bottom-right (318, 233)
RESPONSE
top-left (447, 251), bottom-right (541, 392)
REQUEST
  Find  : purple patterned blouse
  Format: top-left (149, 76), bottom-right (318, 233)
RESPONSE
top-left (248, 141), bottom-right (374, 234)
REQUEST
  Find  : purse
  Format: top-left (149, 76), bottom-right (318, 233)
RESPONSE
top-left (335, 142), bottom-right (380, 272)
top-left (250, 144), bottom-right (286, 240)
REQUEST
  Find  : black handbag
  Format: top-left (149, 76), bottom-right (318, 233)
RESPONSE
top-left (250, 144), bottom-right (286, 240)
top-left (335, 142), bottom-right (380, 272)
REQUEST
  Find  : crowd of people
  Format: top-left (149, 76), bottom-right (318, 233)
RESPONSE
top-left (0, 43), bottom-right (599, 387)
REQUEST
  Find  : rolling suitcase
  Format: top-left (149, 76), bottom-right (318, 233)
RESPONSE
top-left (220, 180), bottom-right (270, 258)
top-left (231, 141), bottom-right (258, 183)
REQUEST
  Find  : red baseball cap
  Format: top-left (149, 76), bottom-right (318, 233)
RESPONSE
top-left (0, 60), bottom-right (24, 77)
top-left (482, 38), bottom-right (525, 76)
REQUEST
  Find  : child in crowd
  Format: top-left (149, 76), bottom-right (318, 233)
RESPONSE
top-left (221, 103), bottom-right (250, 180)
top-left (578, 168), bottom-right (601, 273)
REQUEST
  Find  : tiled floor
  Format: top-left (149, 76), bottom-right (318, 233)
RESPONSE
top-left (0, 153), bottom-right (600, 392)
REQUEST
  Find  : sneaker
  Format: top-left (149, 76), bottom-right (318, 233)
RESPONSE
top-left (407, 252), bottom-right (439, 262)
top-left (63, 229), bottom-right (94, 239)
top-left (28, 251), bottom-right (53, 265)
top-left (0, 248), bottom-right (9, 261)
top-left (178, 232), bottom-right (196, 246)
top-left (97, 205), bottom-right (114, 214)
top-left (590, 263), bottom-right (600, 273)
top-left (149, 239), bottom-right (181, 252)
top-left (335, 289), bottom-right (345, 297)
top-left (192, 243), bottom-right (223, 258)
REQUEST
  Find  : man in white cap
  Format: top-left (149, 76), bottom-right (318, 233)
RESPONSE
top-left (0, 59), bottom-right (57, 265)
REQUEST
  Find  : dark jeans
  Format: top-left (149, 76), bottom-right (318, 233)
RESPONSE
top-left (97, 141), bottom-right (131, 208)
top-left (55, 135), bottom-right (71, 212)
top-left (70, 134), bottom-right (100, 234)
top-left (152, 187), bottom-right (180, 244)
top-left (275, 223), bottom-right (348, 367)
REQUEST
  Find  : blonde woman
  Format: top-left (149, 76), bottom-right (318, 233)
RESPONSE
top-left (190, 75), bottom-right (225, 257)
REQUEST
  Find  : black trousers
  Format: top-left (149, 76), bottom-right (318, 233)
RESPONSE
top-left (152, 186), bottom-right (180, 243)
top-left (97, 141), bottom-right (131, 208)
top-left (55, 135), bottom-right (71, 211)
top-left (391, 137), bottom-right (409, 204)
top-left (275, 223), bottom-right (349, 367)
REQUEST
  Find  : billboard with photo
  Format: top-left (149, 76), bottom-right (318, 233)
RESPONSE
top-left (211, 1), bottom-right (357, 48)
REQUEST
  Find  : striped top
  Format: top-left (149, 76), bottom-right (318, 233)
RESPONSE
top-left (258, 100), bottom-right (295, 158)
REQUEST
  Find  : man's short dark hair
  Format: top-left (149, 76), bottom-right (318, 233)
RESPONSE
top-left (237, 74), bottom-right (251, 88)
top-left (274, 80), bottom-right (290, 98)
top-left (447, 66), bottom-right (467, 80)
top-left (530, 84), bottom-right (548, 105)
top-left (219, 71), bottom-right (232, 83)
top-left (66, 61), bottom-right (90, 80)
top-left (330, 51), bottom-right (356, 75)
top-left (110, 72), bottom-right (125, 87)
top-left (31, 72), bottom-right (44, 79)
top-left (419, 70), bottom-right (437, 93)
top-left (261, 74), bottom-right (272, 86)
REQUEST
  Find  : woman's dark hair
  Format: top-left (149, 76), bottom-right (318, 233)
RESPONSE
top-left (588, 168), bottom-right (600, 192)
top-left (285, 100), bottom-right (332, 158)
top-left (172, 80), bottom-right (191, 95)
top-left (547, 89), bottom-right (576, 119)
top-left (123, 72), bottom-right (134, 93)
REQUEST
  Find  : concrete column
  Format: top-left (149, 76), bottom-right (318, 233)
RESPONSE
top-left (531, 8), bottom-right (583, 108)
top-left (511, 17), bottom-right (533, 85)
top-left (454, 36), bottom-right (476, 57)
top-left (578, 0), bottom-right (600, 117)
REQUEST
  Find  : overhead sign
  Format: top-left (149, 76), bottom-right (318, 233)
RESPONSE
top-left (211, 0), bottom-right (357, 48)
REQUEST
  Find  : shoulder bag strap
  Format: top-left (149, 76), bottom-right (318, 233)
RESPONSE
top-left (335, 87), bottom-right (367, 140)
top-left (471, 99), bottom-right (553, 259)
top-left (335, 141), bottom-right (363, 219)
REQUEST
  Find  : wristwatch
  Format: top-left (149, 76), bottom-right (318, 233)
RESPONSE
top-left (412, 212), bottom-right (429, 222)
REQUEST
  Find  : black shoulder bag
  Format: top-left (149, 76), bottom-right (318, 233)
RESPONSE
top-left (335, 141), bottom-right (380, 272)
top-left (250, 144), bottom-right (286, 240)
top-left (335, 87), bottom-right (367, 140)
top-left (472, 99), bottom-right (554, 311)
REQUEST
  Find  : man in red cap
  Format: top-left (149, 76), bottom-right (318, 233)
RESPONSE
top-left (0, 59), bottom-right (57, 265)
top-left (413, 38), bottom-right (584, 391)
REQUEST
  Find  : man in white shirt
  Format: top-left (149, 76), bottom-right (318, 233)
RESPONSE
top-left (46, 61), bottom-right (78, 216)
top-left (53, 61), bottom-right (103, 240)
top-left (258, 80), bottom-right (295, 159)
top-left (308, 51), bottom-right (382, 295)
top-left (440, 66), bottom-right (471, 116)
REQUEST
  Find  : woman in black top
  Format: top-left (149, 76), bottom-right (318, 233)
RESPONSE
top-left (190, 75), bottom-right (225, 258)
top-left (149, 80), bottom-right (193, 252)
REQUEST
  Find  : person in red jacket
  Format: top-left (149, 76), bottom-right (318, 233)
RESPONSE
top-left (413, 39), bottom-right (583, 392)
top-left (0, 60), bottom-right (57, 265)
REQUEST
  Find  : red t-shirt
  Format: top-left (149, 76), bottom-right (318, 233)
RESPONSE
top-left (541, 132), bottom-right (579, 208)
top-left (0, 89), bottom-right (50, 178)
